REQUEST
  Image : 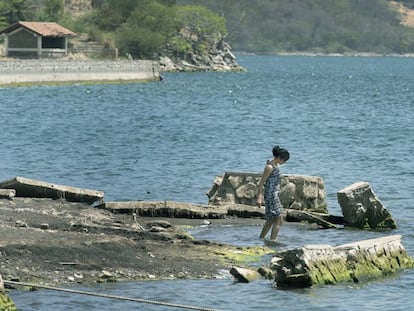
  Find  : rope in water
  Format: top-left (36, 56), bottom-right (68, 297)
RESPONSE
top-left (4, 280), bottom-right (222, 311)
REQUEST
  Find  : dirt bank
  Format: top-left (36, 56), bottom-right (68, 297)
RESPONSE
top-left (0, 198), bottom-right (270, 287)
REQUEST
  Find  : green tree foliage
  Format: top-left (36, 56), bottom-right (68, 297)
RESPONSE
top-left (38, 0), bottom-right (65, 22)
top-left (7, 0), bottom-right (414, 57)
top-left (0, 0), bottom-right (34, 27)
top-left (168, 5), bottom-right (226, 57)
top-left (73, 0), bottom-right (225, 59)
top-left (177, 5), bottom-right (226, 40)
top-left (178, 0), bottom-right (414, 54)
top-left (89, 0), bottom-right (137, 31)
top-left (115, 0), bottom-right (178, 58)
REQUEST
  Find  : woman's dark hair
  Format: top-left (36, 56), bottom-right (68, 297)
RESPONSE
top-left (272, 145), bottom-right (290, 161)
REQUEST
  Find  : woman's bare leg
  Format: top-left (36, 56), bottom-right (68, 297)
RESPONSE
top-left (259, 218), bottom-right (277, 239)
top-left (270, 215), bottom-right (283, 240)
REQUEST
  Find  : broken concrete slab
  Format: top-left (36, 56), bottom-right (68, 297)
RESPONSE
top-left (98, 201), bottom-right (266, 219)
top-left (230, 266), bottom-right (262, 283)
top-left (97, 201), bottom-right (228, 219)
top-left (230, 266), bottom-right (275, 283)
top-left (225, 203), bottom-right (264, 218)
top-left (337, 182), bottom-right (397, 229)
top-left (0, 176), bottom-right (104, 204)
top-left (0, 189), bottom-right (15, 199)
top-left (270, 235), bottom-right (413, 288)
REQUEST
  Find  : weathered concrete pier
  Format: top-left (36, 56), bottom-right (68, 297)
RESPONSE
top-left (0, 59), bottom-right (160, 86)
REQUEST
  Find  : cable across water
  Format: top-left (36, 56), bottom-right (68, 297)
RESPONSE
top-left (5, 280), bottom-right (222, 311)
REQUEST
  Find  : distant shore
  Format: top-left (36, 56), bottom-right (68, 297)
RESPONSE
top-left (0, 59), bottom-right (161, 86)
top-left (235, 51), bottom-right (414, 57)
top-left (1, 52), bottom-right (413, 87)
top-left (276, 52), bottom-right (414, 57)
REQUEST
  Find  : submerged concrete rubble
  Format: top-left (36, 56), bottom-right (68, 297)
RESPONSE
top-left (231, 235), bottom-right (414, 288)
top-left (337, 181), bottom-right (397, 229)
top-left (0, 176), bottom-right (104, 204)
top-left (269, 235), bottom-right (414, 288)
top-left (97, 200), bottom-right (264, 218)
top-left (209, 172), bottom-right (398, 230)
top-left (207, 172), bottom-right (329, 213)
top-left (0, 174), bottom-right (411, 292)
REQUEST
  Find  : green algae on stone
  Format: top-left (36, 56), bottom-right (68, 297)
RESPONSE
top-left (214, 246), bottom-right (274, 266)
top-left (309, 259), bottom-right (352, 285)
top-left (0, 293), bottom-right (18, 311)
top-left (309, 248), bottom-right (414, 285)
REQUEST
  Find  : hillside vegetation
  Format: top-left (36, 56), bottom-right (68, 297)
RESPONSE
top-left (2, 0), bottom-right (414, 57)
top-left (178, 0), bottom-right (414, 54)
top-left (1, 0), bottom-right (228, 61)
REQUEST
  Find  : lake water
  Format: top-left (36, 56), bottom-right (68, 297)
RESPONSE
top-left (1, 55), bottom-right (414, 310)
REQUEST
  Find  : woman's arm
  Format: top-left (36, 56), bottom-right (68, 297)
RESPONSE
top-left (256, 164), bottom-right (273, 207)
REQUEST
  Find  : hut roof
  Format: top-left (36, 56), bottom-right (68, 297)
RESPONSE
top-left (0, 21), bottom-right (76, 37)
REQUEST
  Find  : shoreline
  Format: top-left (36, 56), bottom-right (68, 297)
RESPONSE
top-left (235, 51), bottom-right (414, 57)
top-left (1, 52), bottom-right (413, 87)
top-left (0, 198), bottom-right (269, 287)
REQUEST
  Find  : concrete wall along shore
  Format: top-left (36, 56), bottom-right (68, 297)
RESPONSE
top-left (0, 59), bottom-right (160, 85)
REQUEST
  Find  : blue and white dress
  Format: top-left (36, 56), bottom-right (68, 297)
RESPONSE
top-left (264, 161), bottom-right (282, 220)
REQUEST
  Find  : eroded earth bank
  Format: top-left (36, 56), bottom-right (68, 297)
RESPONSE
top-left (0, 197), bottom-right (269, 286)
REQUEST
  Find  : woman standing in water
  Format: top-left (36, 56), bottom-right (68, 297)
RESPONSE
top-left (256, 146), bottom-right (290, 241)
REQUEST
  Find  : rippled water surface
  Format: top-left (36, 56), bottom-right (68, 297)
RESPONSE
top-left (2, 55), bottom-right (414, 310)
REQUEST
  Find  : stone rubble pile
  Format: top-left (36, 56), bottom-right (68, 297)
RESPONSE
top-left (0, 173), bottom-right (408, 290)
top-left (208, 172), bottom-right (396, 230)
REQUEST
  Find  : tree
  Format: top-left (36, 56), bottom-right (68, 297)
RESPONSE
top-left (177, 0), bottom-right (414, 54)
top-left (88, 0), bottom-right (138, 31)
top-left (115, 0), bottom-right (178, 58)
top-left (0, 0), bottom-right (34, 26)
top-left (38, 0), bottom-right (65, 22)
top-left (169, 5), bottom-right (226, 57)
top-left (176, 6), bottom-right (226, 43)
